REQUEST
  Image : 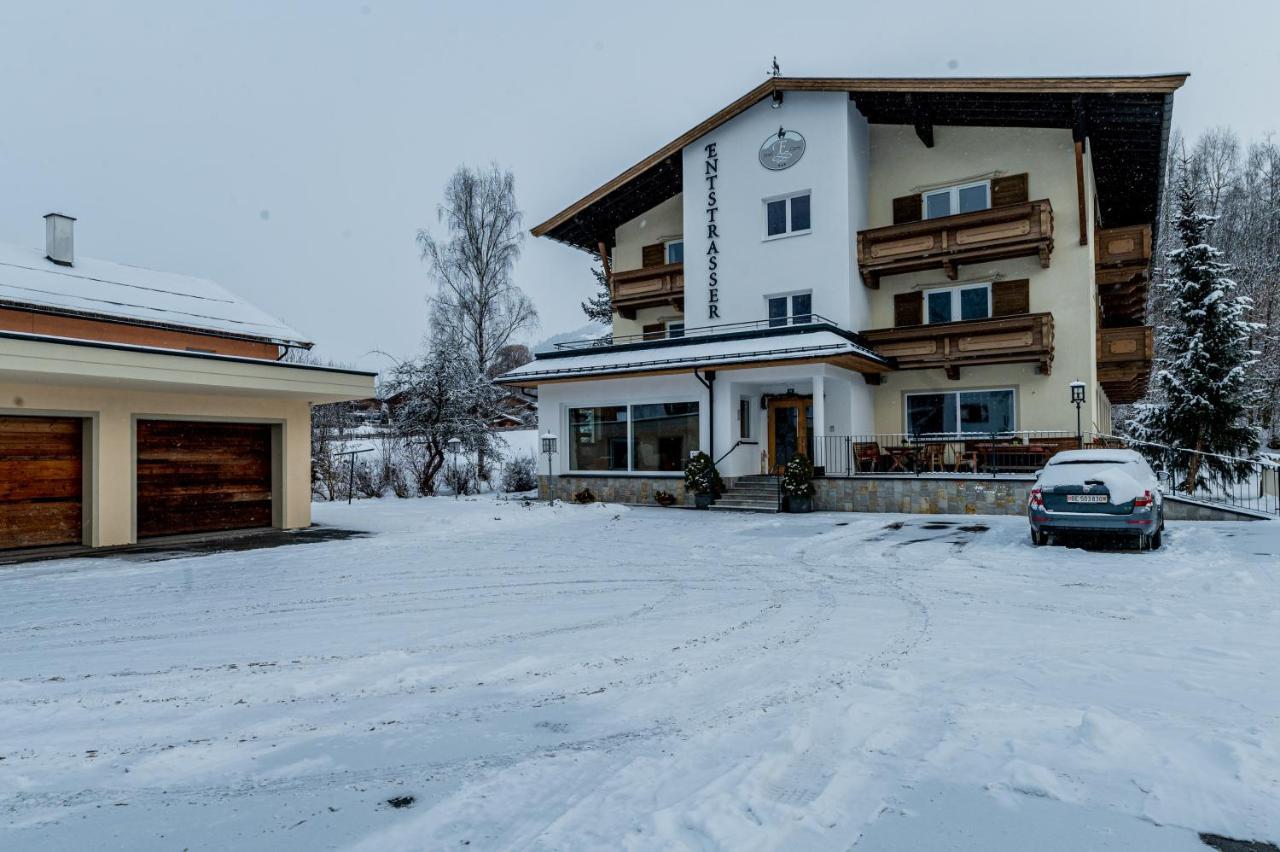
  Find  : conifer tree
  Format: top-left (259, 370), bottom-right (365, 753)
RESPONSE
top-left (1131, 157), bottom-right (1260, 491)
top-left (581, 259), bottom-right (613, 324)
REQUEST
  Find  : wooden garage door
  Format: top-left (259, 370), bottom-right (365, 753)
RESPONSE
top-left (0, 416), bottom-right (83, 550)
top-left (136, 420), bottom-right (273, 538)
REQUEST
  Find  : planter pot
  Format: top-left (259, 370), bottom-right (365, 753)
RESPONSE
top-left (694, 493), bottom-right (714, 510)
top-left (787, 495), bottom-right (813, 513)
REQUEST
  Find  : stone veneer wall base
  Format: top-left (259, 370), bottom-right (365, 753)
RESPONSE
top-left (538, 475), bottom-right (1262, 520)
top-left (539, 475), bottom-right (691, 508)
top-left (814, 476), bottom-right (1035, 515)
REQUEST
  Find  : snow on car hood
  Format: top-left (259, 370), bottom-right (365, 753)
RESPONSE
top-left (1037, 462), bottom-right (1149, 505)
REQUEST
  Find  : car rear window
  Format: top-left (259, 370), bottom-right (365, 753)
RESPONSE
top-left (1049, 459), bottom-right (1136, 466)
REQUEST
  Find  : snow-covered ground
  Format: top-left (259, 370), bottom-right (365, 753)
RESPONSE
top-left (1, 500), bottom-right (1277, 851)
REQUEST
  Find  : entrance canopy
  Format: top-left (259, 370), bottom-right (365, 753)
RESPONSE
top-left (497, 326), bottom-right (890, 388)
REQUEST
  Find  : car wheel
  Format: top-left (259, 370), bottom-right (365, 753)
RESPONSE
top-left (1031, 528), bottom-right (1049, 546)
top-left (1150, 527), bottom-right (1162, 550)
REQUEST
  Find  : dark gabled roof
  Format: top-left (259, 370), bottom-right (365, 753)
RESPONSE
top-left (532, 74), bottom-right (1187, 253)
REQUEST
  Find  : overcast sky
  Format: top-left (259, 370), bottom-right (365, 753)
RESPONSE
top-left (2, 0), bottom-right (1277, 369)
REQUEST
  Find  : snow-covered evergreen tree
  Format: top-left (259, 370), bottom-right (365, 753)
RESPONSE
top-left (1130, 158), bottom-right (1261, 491)
top-left (580, 260), bottom-right (613, 325)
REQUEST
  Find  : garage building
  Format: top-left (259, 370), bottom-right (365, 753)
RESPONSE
top-left (0, 214), bottom-right (374, 551)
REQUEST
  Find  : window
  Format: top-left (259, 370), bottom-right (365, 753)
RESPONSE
top-left (924, 283), bottom-right (991, 324)
top-left (569, 406), bottom-right (628, 471)
top-left (905, 389), bottom-right (1015, 436)
top-left (666, 321), bottom-right (685, 339)
top-left (764, 192), bottom-right (812, 238)
top-left (632, 402), bottom-right (699, 472)
top-left (922, 180), bottom-right (990, 220)
top-left (569, 402), bottom-right (699, 473)
top-left (767, 292), bottom-right (813, 327)
top-left (665, 240), bottom-right (684, 264)
top-left (739, 397), bottom-right (752, 439)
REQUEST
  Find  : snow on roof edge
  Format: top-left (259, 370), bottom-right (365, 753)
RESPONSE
top-left (0, 242), bottom-right (312, 348)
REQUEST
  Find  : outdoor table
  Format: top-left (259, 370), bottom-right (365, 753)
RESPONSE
top-left (886, 446), bottom-right (918, 472)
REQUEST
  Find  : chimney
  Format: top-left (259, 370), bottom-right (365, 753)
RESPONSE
top-left (44, 213), bottom-right (76, 266)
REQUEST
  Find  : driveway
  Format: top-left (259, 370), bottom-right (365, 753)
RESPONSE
top-left (1, 499), bottom-right (1276, 850)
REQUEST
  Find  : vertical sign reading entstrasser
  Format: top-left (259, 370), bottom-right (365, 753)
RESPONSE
top-left (704, 142), bottom-right (720, 320)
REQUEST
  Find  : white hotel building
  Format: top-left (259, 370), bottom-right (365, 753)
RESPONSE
top-left (499, 74), bottom-right (1183, 509)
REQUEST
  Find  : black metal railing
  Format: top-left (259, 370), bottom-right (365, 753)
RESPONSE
top-left (714, 440), bottom-right (759, 468)
top-left (812, 430), bottom-right (1279, 516)
top-left (814, 431), bottom-right (1082, 477)
top-left (552, 314), bottom-right (842, 350)
top-left (1103, 433), bottom-right (1279, 517)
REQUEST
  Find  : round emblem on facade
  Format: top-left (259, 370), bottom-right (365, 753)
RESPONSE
top-left (758, 129), bottom-right (805, 170)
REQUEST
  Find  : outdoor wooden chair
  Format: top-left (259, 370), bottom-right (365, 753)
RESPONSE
top-left (918, 442), bottom-right (948, 472)
top-left (852, 441), bottom-right (886, 473)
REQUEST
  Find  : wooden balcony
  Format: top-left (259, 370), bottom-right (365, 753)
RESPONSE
top-left (610, 262), bottom-right (683, 320)
top-left (1095, 224), bottom-right (1152, 326)
top-left (863, 312), bottom-right (1054, 380)
top-left (1097, 324), bottom-right (1154, 404)
top-left (856, 200), bottom-right (1054, 289)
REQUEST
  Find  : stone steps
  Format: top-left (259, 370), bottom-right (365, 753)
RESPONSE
top-left (709, 476), bottom-right (781, 513)
top-left (709, 501), bottom-right (779, 513)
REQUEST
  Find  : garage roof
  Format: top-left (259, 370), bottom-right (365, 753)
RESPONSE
top-left (0, 241), bottom-right (311, 348)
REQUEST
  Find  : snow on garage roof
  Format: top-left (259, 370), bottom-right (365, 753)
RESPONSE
top-left (0, 241), bottom-right (310, 347)
top-left (496, 327), bottom-right (889, 386)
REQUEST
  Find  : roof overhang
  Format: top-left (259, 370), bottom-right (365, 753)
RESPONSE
top-left (532, 74), bottom-right (1188, 253)
top-left (0, 330), bottom-right (375, 403)
top-left (496, 326), bottom-right (891, 388)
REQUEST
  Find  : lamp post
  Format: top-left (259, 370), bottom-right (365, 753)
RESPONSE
top-left (540, 431), bottom-right (557, 499)
top-left (1070, 380), bottom-right (1086, 449)
top-left (447, 437), bottom-right (462, 498)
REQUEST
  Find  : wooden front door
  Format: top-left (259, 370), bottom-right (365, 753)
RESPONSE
top-left (136, 420), bottom-right (273, 538)
top-left (0, 416), bottom-right (83, 550)
top-left (767, 399), bottom-right (811, 474)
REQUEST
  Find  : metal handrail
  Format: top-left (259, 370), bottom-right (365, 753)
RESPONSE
top-left (552, 314), bottom-right (841, 350)
top-left (714, 440), bottom-right (759, 468)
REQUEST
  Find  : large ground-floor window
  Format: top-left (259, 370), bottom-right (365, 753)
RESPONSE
top-left (569, 402), bottom-right (699, 472)
top-left (905, 388), bottom-right (1015, 435)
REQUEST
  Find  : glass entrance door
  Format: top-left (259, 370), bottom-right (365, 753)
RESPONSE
top-left (768, 399), bottom-right (811, 473)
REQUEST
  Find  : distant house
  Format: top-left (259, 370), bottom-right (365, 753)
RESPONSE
top-left (493, 390), bottom-right (537, 430)
top-left (0, 214), bottom-right (374, 551)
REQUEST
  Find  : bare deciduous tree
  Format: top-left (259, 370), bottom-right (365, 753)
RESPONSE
top-left (418, 164), bottom-right (537, 374)
top-left (418, 164), bottom-right (537, 474)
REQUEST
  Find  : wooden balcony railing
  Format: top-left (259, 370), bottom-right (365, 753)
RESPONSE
top-left (610, 262), bottom-right (683, 320)
top-left (856, 200), bottom-right (1054, 289)
top-left (1095, 224), bottom-right (1152, 326)
top-left (1097, 324), bottom-right (1154, 404)
top-left (863, 312), bottom-right (1054, 380)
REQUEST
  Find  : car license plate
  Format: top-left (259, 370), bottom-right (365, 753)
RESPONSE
top-left (1066, 494), bottom-right (1108, 503)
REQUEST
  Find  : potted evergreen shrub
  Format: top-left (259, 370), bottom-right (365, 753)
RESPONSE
top-left (782, 453), bottom-right (816, 513)
top-left (683, 452), bottom-right (724, 510)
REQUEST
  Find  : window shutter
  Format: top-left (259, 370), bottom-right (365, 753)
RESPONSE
top-left (991, 173), bottom-right (1029, 207)
top-left (641, 243), bottom-right (665, 267)
top-left (991, 279), bottom-right (1030, 316)
top-left (894, 291), bottom-right (923, 327)
top-left (642, 322), bottom-right (665, 339)
top-left (892, 194), bottom-right (922, 224)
